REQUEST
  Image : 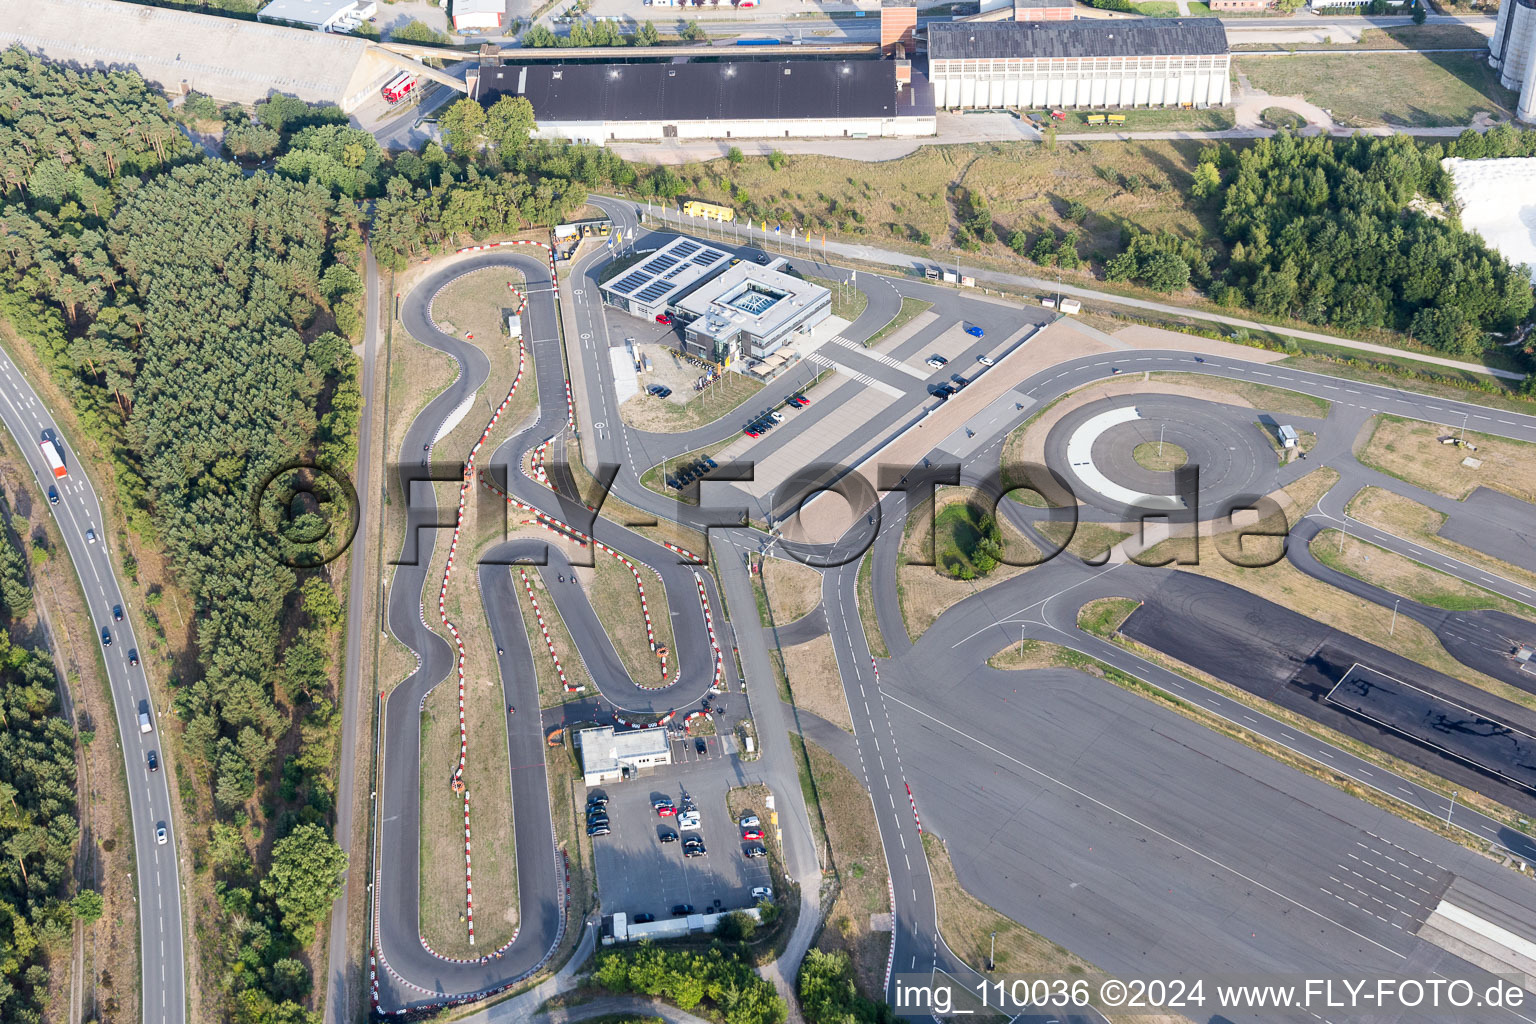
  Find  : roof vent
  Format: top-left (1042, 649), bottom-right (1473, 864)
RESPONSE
top-left (784, 68), bottom-right (792, 75)
top-left (552, 70), bottom-right (562, 79)
top-left (668, 69), bottom-right (676, 76)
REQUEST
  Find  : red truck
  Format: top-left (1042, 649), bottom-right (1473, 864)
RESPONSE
top-left (381, 72), bottom-right (418, 105)
top-left (40, 432), bottom-right (66, 479)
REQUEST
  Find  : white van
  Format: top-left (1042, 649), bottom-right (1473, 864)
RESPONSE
top-left (138, 710), bottom-right (153, 734)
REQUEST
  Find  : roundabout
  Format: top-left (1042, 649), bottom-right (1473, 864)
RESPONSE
top-left (1044, 393), bottom-right (1281, 521)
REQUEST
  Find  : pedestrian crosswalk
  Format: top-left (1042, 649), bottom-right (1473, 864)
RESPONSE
top-left (829, 336), bottom-right (927, 379)
top-left (806, 352), bottom-right (905, 398)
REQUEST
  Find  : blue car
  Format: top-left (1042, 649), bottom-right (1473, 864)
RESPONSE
top-left (964, 324), bottom-right (984, 338)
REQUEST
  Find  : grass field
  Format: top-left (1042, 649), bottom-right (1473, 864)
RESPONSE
top-left (1356, 414), bottom-right (1536, 503)
top-left (1346, 486), bottom-right (1536, 592)
top-left (1232, 24), bottom-right (1493, 51)
top-left (899, 490), bottom-right (1039, 640)
top-left (1036, 520), bottom-right (1129, 561)
top-left (586, 555), bottom-right (677, 686)
top-left (805, 741), bottom-right (892, 1000)
top-left (1148, 371), bottom-right (1332, 419)
top-left (679, 140), bottom-right (1216, 282)
top-left (805, 274), bottom-right (869, 322)
top-left (782, 635), bottom-right (853, 732)
top-left (763, 556), bottom-right (824, 623)
top-left (617, 371), bottom-right (764, 433)
top-left (1078, 596), bottom-right (1141, 637)
top-left (866, 297), bottom-right (934, 347)
top-left (1235, 53), bottom-right (1516, 128)
top-left (856, 550), bottom-right (888, 659)
top-left (514, 567), bottom-right (598, 707)
top-left (1311, 530), bottom-right (1536, 618)
top-left (431, 266), bottom-right (525, 343)
top-left (1133, 441), bottom-right (1188, 471)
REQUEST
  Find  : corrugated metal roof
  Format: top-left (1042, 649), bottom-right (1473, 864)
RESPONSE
top-left (478, 59), bottom-right (905, 122)
top-left (928, 19), bottom-right (1229, 59)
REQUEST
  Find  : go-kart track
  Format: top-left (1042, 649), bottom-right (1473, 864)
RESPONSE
top-left (365, 200), bottom-right (1536, 1023)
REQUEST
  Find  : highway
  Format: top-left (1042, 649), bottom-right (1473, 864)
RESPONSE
top-left (0, 347), bottom-right (186, 1024)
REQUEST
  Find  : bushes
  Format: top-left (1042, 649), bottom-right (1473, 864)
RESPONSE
top-left (592, 942), bottom-right (787, 1024)
top-left (798, 949), bottom-right (894, 1024)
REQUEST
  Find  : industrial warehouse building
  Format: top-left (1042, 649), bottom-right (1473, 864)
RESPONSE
top-left (452, 0), bottom-right (506, 32)
top-left (257, 0), bottom-right (376, 31)
top-left (1491, 0), bottom-right (1536, 121)
top-left (470, 60), bottom-right (937, 142)
top-left (927, 19), bottom-right (1231, 110)
top-left (599, 236), bottom-right (735, 322)
top-left (578, 726), bottom-right (671, 786)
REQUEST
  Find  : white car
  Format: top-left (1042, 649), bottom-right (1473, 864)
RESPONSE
top-left (925, 356), bottom-right (946, 369)
top-left (739, 814), bottom-right (760, 828)
top-left (155, 825), bottom-right (167, 846)
top-left (977, 355), bottom-right (994, 367)
top-left (752, 886), bottom-right (773, 902)
top-left (85, 527), bottom-right (97, 544)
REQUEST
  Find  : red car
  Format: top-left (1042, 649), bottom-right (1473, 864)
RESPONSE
top-left (745, 428), bottom-right (759, 438)
top-left (657, 805), bottom-right (678, 817)
top-left (792, 394), bottom-right (810, 406)
top-left (742, 828), bottom-right (764, 841)
top-left (655, 314), bottom-right (672, 325)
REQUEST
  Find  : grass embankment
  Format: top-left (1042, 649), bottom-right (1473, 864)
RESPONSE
top-left (799, 741), bottom-right (892, 1000)
top-left (762, 557), bottom-right (823, 623)
top-left (782, 636), bottom-right (853, 733)
top-left (865, 297), bottom-right (933, 347)
top-left (1036, 521), bottom-right (1130, 562)
top-left (1356, 414), bottom-right (1536, 503)
top-left (805, 275), bottom-right (870, 322)
top-left (898, 490), bottom-right (1039, 640)
top-left (1347, 486), bottom-right (1536, 592)
top-left (1311, 530), bottom-right (1536, 619)
top-left (1235, 53), bottom-right (1516, 128)
top-left (513, 567), bottom-right (598, 708)
top-left (856, 551), bottom-right (888, 659)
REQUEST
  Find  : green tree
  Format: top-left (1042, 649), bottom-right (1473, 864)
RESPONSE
top-left (261, 823), bottom-right (346, 937)
top-left (439, 98), bottom-right (488, 155)
top-left (1190, 161), bottom-right (1221, 200)
top-left (72, 889), bottom-right (104, 923)
top-left (1140, 250), bottom-right (1191, 292)
top-left (1412, 0), bottom-right (1427, 23)
top-left (637, 19), bottom-right (660, 45)
top-left (485, 95), bottom-right (537, 153)
top-left (681, 19), bottom-right (706, 41)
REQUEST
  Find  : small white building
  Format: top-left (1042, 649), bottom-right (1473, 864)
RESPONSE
top-left (453, 0), bottom-right (505, 32)
top-left (257, 0), bottom-right (376, 31)
top-left (578, 726), bottom-right (671, 786)
top-left (1278, 424), bottom-right (1300, 448)
top-left (927, 19), bottom-right (1231, 110)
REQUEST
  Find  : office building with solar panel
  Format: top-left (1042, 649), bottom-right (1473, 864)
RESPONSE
top-left (598, 237), bottom-right (830, 366)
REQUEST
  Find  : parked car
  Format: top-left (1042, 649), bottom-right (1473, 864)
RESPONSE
top-left (754, 253), bottom-right (768, 264)
top-left (671, 904), bottom-right (694, 916)
top-left (751, 886), bottom-right (773, 902)
top-left (113, 604), bottom-right (123, 621)
top-left (147, 750), bottom-right (158, 772)
top-left (739, 814), bottom-right (760, 828)
top-left (925, 356), bottom-right (946, 369)
top-left (589, 795), bottom-right (609, 807)
top-left (977, 355), bottom-right (995, 367)
top-left (964, 324), bottom-right (984, 338)
top-left (47, 486), bottom-right (59, 505)
top-left (587, 824), bottom-right (611, 837)
top-left (155, 825), bottom-right (168, 846)
top-left (659, 830), bottom-right (678, 843)
top-left (742, 828), bottom-right (764, 841)
top-left (633, 913), bottom-right (656, 923)
top-left (655, 313), bottom-right (672, 325)
top-left (684, 845), bottom-right (707, 858)
top-left (101, 627), bottom-right (111, 647)
top-left (652, 798), bottom-right (673, 810)
top-left (128, 649), bottom-right (139, 667)
top-left (744, 844), bottom-right (766, 858)
top-left (695, 737), bottom-right (707, 754)
top-left (657, 805), bottom-right (678, 817)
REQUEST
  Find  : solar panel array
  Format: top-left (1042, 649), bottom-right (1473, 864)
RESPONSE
top-left (602, 236), bottom-right (734, 309)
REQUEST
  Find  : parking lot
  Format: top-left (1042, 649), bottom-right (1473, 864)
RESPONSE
top-left (590, 765), bottom-right (773, 923)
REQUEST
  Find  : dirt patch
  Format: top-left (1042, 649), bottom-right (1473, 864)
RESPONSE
top-left (763, 557), bottom-right (823, 624)
top-left (782, 635), bottom-right (853, 733)
top-left (797, 740), bottom-right (891, 1000)
top-left (1357, 414), bottom-right (1536, 503)
top-left (618, 368), bottom-right (764, 433)
top-left (431, 266), bottom-right (527, 347)
top-left (1347, 486), bottom-right (1536, 592)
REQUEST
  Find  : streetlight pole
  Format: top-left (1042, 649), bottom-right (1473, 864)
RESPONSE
top-left (1389, 598), bottom-right (1400, 637)
top-left (989, 931), bottom-right (996, 972)
top-left (1448, 789), bottom-right (1458, 824)
top-left (1338, 515), bottom-right (1348, 555)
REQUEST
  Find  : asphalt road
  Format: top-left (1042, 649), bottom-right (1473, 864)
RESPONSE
top-left (0, 348), bottom-right (186, 1024)
top-left (323, 245), bottom-right (382, 1024)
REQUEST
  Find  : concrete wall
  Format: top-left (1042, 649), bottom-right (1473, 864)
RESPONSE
top-left (930, 54), bottom-right (1231, 108)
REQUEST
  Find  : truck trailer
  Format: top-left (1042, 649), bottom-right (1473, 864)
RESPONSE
top-left (40, 433), bottom-right (67, 479)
